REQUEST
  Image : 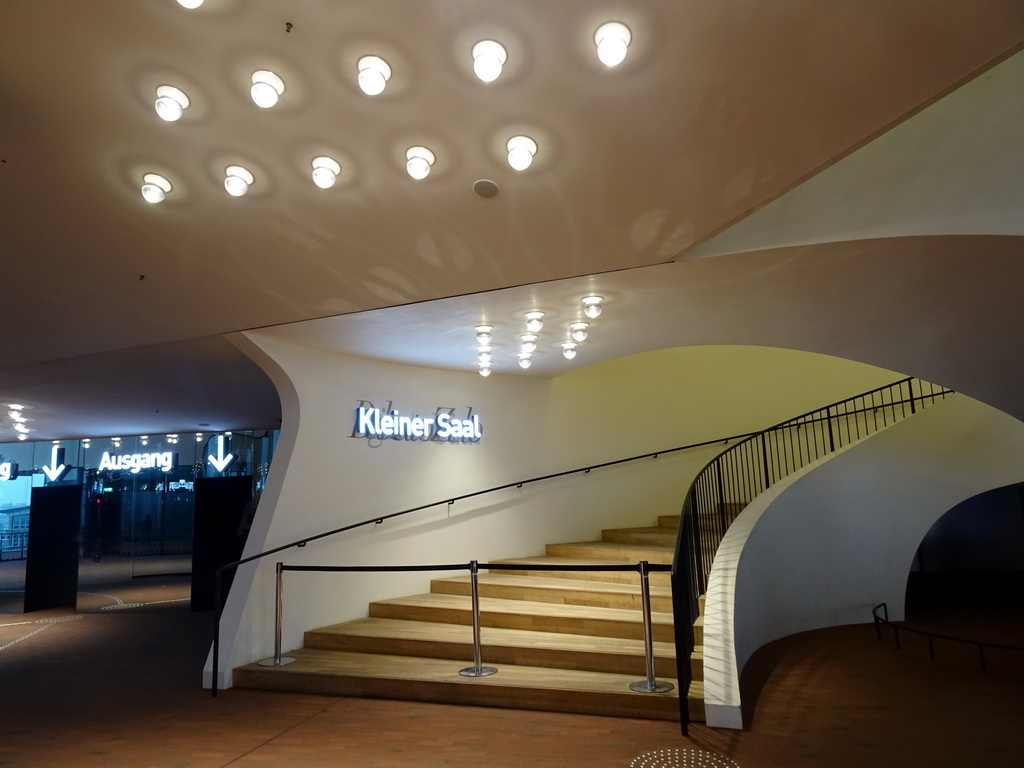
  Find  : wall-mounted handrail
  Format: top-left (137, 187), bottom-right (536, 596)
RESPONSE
top-left (872, 602), bottom-right (1024, 669)
top-left (254, 559), bottom-right (674, 697)
top-left (210, 429), bottom-right (758, 696)
top-left (669, 376), bottom-right (953, 732)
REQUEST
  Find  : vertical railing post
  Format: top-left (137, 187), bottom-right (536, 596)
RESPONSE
top-left (630, 561), bottom-right (674, 694)
top-left (907, 378), bottom-right (917, 414)
top-left (460, 560), bottom-right (497, 677)
top-left (760, 432), bottom-right (771, 492)
top-left (258, 562), bottom-right (295, 667)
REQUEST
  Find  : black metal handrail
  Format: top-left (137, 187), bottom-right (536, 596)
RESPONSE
top-left (669, 376), bottom-right (953, 731)
top-left (872, 602), bottom-right (1024, 669)
top-left (211, 429), bottom-right (760, 697)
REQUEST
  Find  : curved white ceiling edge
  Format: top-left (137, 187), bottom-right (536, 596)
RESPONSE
top-left (682, 49), bottom-right (1024, 260)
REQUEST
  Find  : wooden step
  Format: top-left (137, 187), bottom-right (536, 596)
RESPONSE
top-left (305, 617), bottom-right (677, 677)
top-left (688, 679), bottom-right (706, 722)
top-left (488, 557), bottom-right (671, 587)
top-left (601, 526), bottom-right (678, 547)
top-left (693, 614), bottom-right (703, 645)
top-left (690, 644), bottom-right (703, 681)
top-left (431, 573), bottom-right (674, 613)
top-left (657, 515), bottom-right (680, 529)
top-left (545, 540), bottom-right (674, 564)
top-left (234, 648), bottom-right (681, 721)
top-left (369, 593), bottom-right (675, 643)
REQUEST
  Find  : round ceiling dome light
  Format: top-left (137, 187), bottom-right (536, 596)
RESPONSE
top-left (406, 146), bottom-right (435, 180)
top-left (561, 342), bottom-right (578, 360)
top-left (477, 345), bottom-right (493, 363)
top-left (478, 363), bottom-right (492, 377)
top-left (176, 0), bottom-right (204, 8)
top-left (520, 334), bottom-right (538, 353)
top-left (475, 325), bottom-right (493, 345)
top-left (141, 173), bottom-right (172, 204)
top-left (224, 165), bottom-right (254, 197)
top-left (250, 70), bottom-right (285, 108)
top-left (506, 135), bottom-right (537, 171)
top-left (517, 354), bottom-right (532, 369)
top-left (570, 321), bottom-right (589, 342)
top-left (524, 311), bottom-right (545, 333)
top-left (311, 156), bottom-right (341, 189)
top-left (472, 40), bottom-right (507, 83)
top-left (582, 295), bottom-right (604, 318)
top-left (595, 21), bottom-right (631, 67)
top-left (357, 55), bottom-right (391, 96)
top-left (154, 85), bottom-right (190, 121)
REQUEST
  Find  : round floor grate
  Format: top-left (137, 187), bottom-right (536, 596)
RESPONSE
top-left (629, 748), bottom-right (741, 768)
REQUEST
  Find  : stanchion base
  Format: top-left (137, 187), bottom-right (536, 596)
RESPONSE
top-left (629, 679), bottom-right (675, 693)
top-left (459, 665), bottom-right (498, 677)
top-left (258, 656), bottom-right (297, 667)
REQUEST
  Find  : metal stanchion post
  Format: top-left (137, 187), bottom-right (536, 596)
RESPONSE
top-left (460, 560), bottom-right (497, 677)
top-left (630, 560), bottom-right (674, 693)
top-left (259, 561), bottom-right (296, 667)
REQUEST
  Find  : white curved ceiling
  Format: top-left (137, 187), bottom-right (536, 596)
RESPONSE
top-left (1, 1), bottom-right (1023, 440)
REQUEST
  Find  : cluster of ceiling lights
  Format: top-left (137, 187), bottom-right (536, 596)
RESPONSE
top-left (144, 2), bottom-right (633, 202)
top-left (7, 404), bottom-right (29, 441)
top-left (474, 296), bottom-right (604, 376)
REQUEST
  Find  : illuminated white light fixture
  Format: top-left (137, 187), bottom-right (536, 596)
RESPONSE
top-left (8, 410), bottom-right (25, 422)
top-left (112, 437), bottom-right (122, 448)
top-left (176, 0), bottom-right (204, 8)
top-left (224, 165), bottom-right (254, 196)
top-left (582, 295), bottom-right (604, 318)
top-left (17, 434), bottom-right (27, 441)
top-left (311, 156), bottom-right (341, 189)
top-left (82, 439), bottom-right (91, 448)
top-left (167, 433), bottom-right (179, 444)
top-left (570, 321), bottom-right (589, 342)
top-left (14, 424), bottom-right (29, 433)
top-left (561, 342), bottom-right (578, 360)
top-left (472, 40), bottom-right (507, 83)
top-left (357, 55), bottom-right (391, 96)
top-left (140, 436), bottom-right (149, 446)
top-left (595, 21), bottom-right (631, 67)
top-left (250, 70), bottom-right (285, 108)
top-left (476, 345), bottom-right (493, 363)
top-left (475, 325), bottom-right (494, 345)
top-left (524, 311), bottom-right (545, 333)
top-left (8, 404), bottom-right (24, 410)
top-left (196, 432), bottom-right (203, 442)
top-left (520, 334), bottom-right (538, 354)
top-left (478, 363), bottom-right (492, 377)
top-left (141, 173), bottom-right (172, 204)
top-left (518, 354), bottom-right (532, 369)
top-left (406, 146), bottom-right (435, 180)
top-left (506, 135), bottom-right (537, 171)
top-left (154, 85), bottom-right (190, 121)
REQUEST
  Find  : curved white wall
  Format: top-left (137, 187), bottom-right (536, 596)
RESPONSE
top-left (207, 337), bottom-right (904, 689)
top-left (703, 395), bottom-right (1024, 728)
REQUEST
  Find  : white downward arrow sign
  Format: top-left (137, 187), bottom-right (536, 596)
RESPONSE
top-left (208, 435), bottom-right (235, 473)
top-left (43, 445), bottom-right (70, 482)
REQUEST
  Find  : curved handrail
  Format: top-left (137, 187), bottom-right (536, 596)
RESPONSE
top-left (872, 602), bottom-right (1024, 667)
top-left (210, 428), bottom-right (760, 695)
top-left (668, 376), bottom-right (953, 729)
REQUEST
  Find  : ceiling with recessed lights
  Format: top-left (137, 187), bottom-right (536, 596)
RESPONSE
top-left (1, 0), bottom-right (1023, 441)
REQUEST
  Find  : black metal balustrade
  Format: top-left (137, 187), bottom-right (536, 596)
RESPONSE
top-left (669, 377), bottom-right (952, 730)
top-left (873, 602), bottom-right (1024, 670)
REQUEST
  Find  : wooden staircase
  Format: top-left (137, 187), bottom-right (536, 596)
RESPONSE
top-left (233, 515), bottom-right (706, 722)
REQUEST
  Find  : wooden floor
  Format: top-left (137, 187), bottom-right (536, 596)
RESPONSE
top-left (0, 568), bottom-right (1022, 767)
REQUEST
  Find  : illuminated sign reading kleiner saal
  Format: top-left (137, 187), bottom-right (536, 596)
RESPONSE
top-left (353, 402), bottom-right (482, 443)
top-left (97, 450), bottom-right (176, 474)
